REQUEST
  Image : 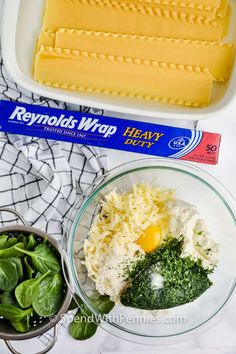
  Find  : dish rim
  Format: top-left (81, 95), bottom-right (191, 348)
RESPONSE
top-left (1, 0), bottom-right (236, 121)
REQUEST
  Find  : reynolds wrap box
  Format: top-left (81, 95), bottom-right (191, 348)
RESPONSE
top-left (0, 100), bottom-right (221, 165)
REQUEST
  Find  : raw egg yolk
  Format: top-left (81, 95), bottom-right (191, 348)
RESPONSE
top-left (137, 225), bottom-right (162, 253)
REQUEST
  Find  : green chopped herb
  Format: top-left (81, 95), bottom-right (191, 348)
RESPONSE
top-left (121, 237), bottom-right (213, 310)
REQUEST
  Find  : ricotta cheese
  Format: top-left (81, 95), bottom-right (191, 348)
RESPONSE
top-left (168, 200), bottom-right (219, 269)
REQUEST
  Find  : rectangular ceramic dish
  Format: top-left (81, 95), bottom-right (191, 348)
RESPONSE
top-left (1, 0), bottom-right (236, 120)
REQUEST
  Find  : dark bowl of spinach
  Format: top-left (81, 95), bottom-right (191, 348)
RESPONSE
top-left (0, 208), bottom-right (72, 353)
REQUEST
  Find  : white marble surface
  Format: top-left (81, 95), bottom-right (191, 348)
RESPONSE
top-left (0, 107), bottom-right (236, 354)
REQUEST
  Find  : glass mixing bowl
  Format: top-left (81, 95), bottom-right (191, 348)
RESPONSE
top-left (63, 159), bottom-right (236, 345)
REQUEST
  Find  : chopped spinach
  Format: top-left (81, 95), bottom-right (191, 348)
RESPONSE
top-left (121, 237), bottom-right (213, 310)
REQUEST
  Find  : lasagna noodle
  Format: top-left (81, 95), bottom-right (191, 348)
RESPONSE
top-left (219, 4), bottom-right (231, 38)
top-left (42, 0), bottom-right (224, 41)
top-left (117, 0), bottom-right (222, 10)
top-left (34, 46), bottom-right (213, 107)
top-left (36, 32), bottom-right (56, 53)
top-left (217, 0), bottom-right (229, 17)
top-left (125, 0), bottom-right (229, 19)
top-left (55, 29), bottom-right (235, 81)
top-left (110, 2), bottom-right (217, 20)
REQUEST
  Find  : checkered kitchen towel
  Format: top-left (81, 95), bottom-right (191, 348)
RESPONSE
top-left (0, 49), bottom-right (107, 239)
top-left (0, 48), bottom-right (108, 347)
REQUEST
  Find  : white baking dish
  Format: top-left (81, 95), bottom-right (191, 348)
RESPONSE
top-left (1, 0), bottom-right (236, 120)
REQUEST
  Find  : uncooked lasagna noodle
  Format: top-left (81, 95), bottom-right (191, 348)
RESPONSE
top-left (125, 0), bottom-right (222, 11)
top-left (113, 0), bottom-right (225, 20)
top-left (221, 4), bottom-right (231, 37)
top-left (125, 0), bottom-right (229, 19)
top-left (217, 0), bottom-right (229, 17)
top-left (54, 29), bottom-right (234, 81)
top-left (36, 32), bottom-right (55, 52)
top-left (42, 0), bottom-right (225, 41)
top-left (34, 46), bottom-right (213, 107)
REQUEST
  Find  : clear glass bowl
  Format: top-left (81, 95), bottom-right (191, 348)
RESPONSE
top-left (63, 159), bottom-right (236, 345)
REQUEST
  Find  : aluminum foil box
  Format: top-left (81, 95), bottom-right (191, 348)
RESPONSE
top-left (0, 100), bottom-right (221, 165)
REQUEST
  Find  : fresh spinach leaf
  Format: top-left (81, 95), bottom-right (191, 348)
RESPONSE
top-left (14, 244), bottom-right (61, 273)
top-left (26, 234), bottom-right (37, 251)
top-left (0, 236), bottom-right (8, 249)
top-left (0, 259), bottom-right (18, 291)
top-left (10, 258), bottom-right (24, 281)
top-left (15, 270), bottom-right (50, 308)
top-left (90, 294), bottom-right (114, 315)
top-left (0, 291), bottom-right (17, 306)
top-left (10, 316), bottom-right (30, 333)
top-left (68, 299), bottom-right (78, 311)
top-left (32, 273), bottom-right (63, 317)
top-left (35, 272), bottom-right (43, 278)
top-left (69, 309), bottom-right (97, 340)
top-left (68, 294), bottom-right (114, 341)
top-left (4, 238), bottom-right (18, 249)
top-left (24, 256), bottom-right (35, 279)
top-left (0, 304), bottom-right (33, 321)
top-left (68, 296), bottom-right (83, 311)
top-left (78, 294), bottom-right (114, 317)
top-left (17, 234), bottom-right (27, 249)
top-left (43, 237), bottom-right (48, 244)
top-left (0, 242), bottom-right (25, 258)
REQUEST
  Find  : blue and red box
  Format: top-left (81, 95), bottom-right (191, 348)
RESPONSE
top-left (0, 100), bottom-right (221, 165)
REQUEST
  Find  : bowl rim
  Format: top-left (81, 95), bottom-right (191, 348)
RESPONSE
top-left (67, 158), bottom-right (236, 341)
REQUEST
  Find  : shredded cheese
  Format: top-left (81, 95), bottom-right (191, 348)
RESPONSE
top-left (84, 183), bottom-right (174, 301)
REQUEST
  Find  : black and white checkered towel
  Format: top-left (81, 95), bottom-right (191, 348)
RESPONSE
top-left (0, 47), bottom-right (109, 349)
top-left (0, 49), bottom-right (107, 240)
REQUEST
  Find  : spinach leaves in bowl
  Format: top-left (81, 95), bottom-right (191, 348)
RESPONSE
top-left (0, 233), bottom-right (64, 333)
